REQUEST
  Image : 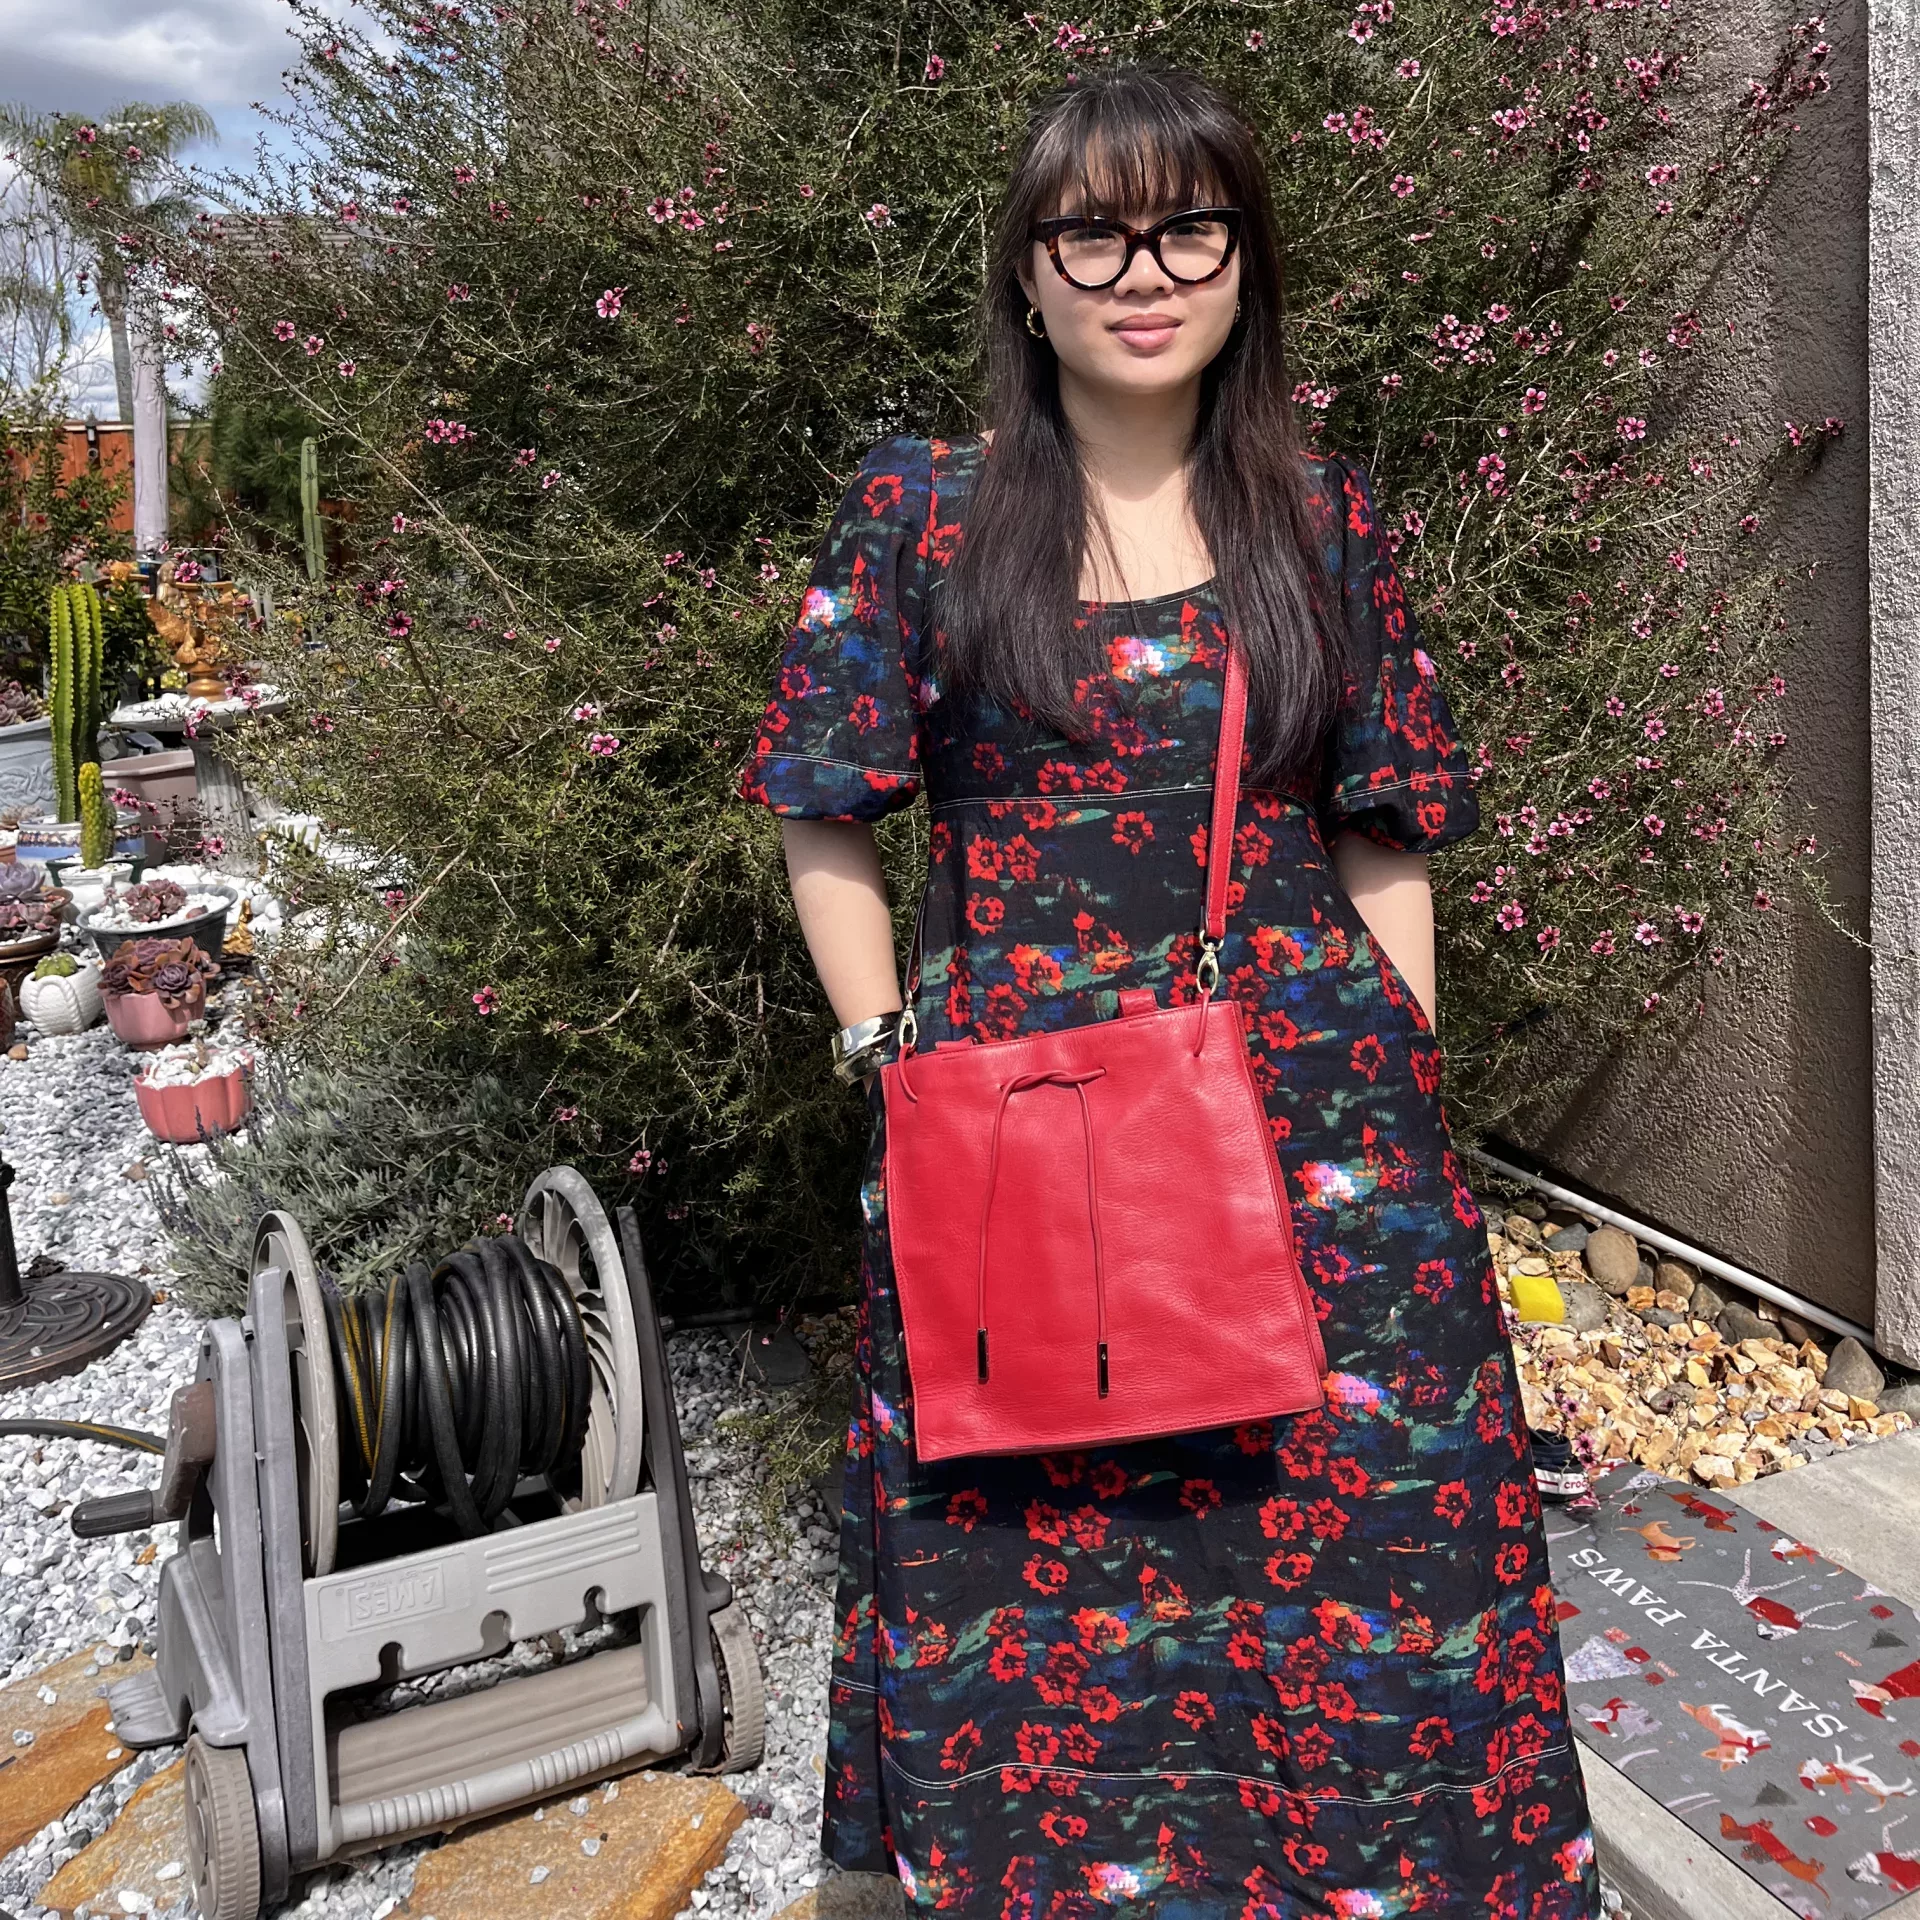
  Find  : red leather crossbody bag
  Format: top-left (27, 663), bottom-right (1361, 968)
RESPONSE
top-left (879, 644), bottom-right (1328, 1463)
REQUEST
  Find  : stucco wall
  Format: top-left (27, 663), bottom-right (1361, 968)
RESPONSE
top-left (1502, 0), bottom-right (1875, 1329)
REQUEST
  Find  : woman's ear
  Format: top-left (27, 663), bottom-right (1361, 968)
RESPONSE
top-left (1014, 251), bottom-right (1039, 309)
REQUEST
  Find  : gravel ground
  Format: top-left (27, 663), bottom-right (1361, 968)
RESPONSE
top-left (0, 1030), bottom-right (1653, 1919)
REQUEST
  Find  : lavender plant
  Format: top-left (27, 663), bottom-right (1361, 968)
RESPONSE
top-left (144, 0), bottom-right (1837, 1303)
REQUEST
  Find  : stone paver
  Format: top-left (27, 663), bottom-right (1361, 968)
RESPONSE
top-left (0, 1649), bottom-right (148, 1856)
top-left (401, 1767), bottom-right (745, 1920)
top-left (35, 1758), bottom-right (188, 1917)
top-left (772, 1873), bottom-right (906, 1920)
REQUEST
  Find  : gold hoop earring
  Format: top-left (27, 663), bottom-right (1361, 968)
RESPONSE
top-left (1234, 297), bottom-right (1244, 322)
top-left (1025, 304), bottom-right (1046, 339)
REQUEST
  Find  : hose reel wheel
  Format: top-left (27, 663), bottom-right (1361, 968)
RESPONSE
top-left (184, 1734), bottom-right (262, 1920)
top-left (251, 1210), bottom-right (339, 1578)
top-left (518, 1166), bottom-right (646, 1508)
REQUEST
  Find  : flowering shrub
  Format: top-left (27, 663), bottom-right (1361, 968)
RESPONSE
top-left (154, 0), bottom-right (1836, 1303)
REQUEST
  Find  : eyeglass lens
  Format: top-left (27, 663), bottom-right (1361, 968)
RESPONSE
top-left (1056, 215), bottom-right (1233, 288)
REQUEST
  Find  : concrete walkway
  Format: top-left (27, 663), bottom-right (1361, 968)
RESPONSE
top-left (1582, 1433), bottom-right (1920, 1919)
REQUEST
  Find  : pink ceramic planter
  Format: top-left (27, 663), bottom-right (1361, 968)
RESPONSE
top-left (134, 1063), bottom-right (253, 1144)
top-left (103, 985), bottom-right (203, 1050)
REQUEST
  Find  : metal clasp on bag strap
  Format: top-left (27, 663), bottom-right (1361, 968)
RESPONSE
top-left (1196, 933), bottom-right (1222, 1000)
top-left (897, 1001), bottom-right (919, 1053)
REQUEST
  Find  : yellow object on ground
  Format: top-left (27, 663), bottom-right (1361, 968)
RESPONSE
top-left (1508, 1269), bottom-right (1567, 1323)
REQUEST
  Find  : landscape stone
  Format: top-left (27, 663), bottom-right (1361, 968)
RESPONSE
top-left (772, 1874), bottom-right (906, 1920)
top-left (1511, 1197), bottom-right (1548, 1221)
top-left (1777, 1309), bottom-right (1821, 1347)
top-left (1582, 1225), bottom-right (1642, 1296)
top-left (737, 1323), bottom-right (813, 1390)
top-left (36, 1758), bottom-right (187, 1917)
top-left (1878, 1382), bottom-right (1920, 1417)
top-left (401, 1766), bottom-right (745, 1920)
top-left (1503, 1213), bottom-right (1543, 1249)
top-left (0, 1648), bottom-right (147, 1855)
top-left (1652, 1257), bottom-right (1697, 1299)
top-left (1560, 1282), bottom-right (1611, 1333)
top-left (1688, 1276), bottom-right (1729, 1321)
top-left (1824, 1336), bottom-right (1888, 1404)
top-left (1716, 1302), bottom-right (1774, 1346)
top-left (1544, 1223), bottom-right (1589, 1253)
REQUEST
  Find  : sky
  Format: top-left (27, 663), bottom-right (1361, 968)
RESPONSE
top-left (1, 0), bottom-right (308, 412)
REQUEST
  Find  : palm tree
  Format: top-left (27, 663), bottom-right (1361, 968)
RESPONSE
top-left (0, 100), bottom-right (214, 419)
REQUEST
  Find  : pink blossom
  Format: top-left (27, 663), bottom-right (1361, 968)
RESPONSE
top-left (1643, 714), bottom-right (1667, 742)
top-left (572, 701), bottom-right (603, 721)
top-left (339, 199), bottom-right (361, 222)
top-left (1521, 386), bottom-right (1547, 415)
top-left (1617, 414), bottom-right (1647, 442)
top-left (1486, 303), bottom-right (1511, 324)
top-left (544, 637), bottom-right (562, 653)
top-left (648, 196), bottom-right (673, 222)
top-left (662, 550), bottom-right (685, 567)
top-left (1496, 900), bottom-right (1526, 931)
top-left (760, 561), bottom-right (781, 581)
top-left (1389, 173), bottom-right (1416, 198)
top-left (1536, 926), bottom-right (1561, 953)
top-left (629, 1148), bottom-right (654, 1174)
top-left (273, 319), bottom-right (296, 342)
top-left (447, 282), bottom-right (470, 301)
top-left (555, 1104), bottom-right (580, 1122)
top-left (1605, 696), bottom-right (1626, 718)
top-left (541, 469), bottom-right (561, 489)
top-left (587, 733), bottom-right (621, 756)
top-left (865, 202), bottom-right (894, 227)
top-left (303, 334), bottom-right (325, 356)
top-left (1632, 921), bottom-right (1661, 946)
top-left (746, 320), bottom-right (770, 354)
top-left (924, 52), bottom-right (946, 79)
top-left (472, 986), bottom-right (499, 1013)
top-left (1380, 372), bottom-right (1403, 393)
top-left (513, 447), bottom-right (537, 466)
top-left (1246, 28), bottom-right (1265, 48)
top-left (1667, 548), bottom-right (1688, 571)
top-left (799, 184), bottom-right (815, 199)
top-left (337, 359), bottom-right (357, 377)
top-left (454, 165), bottom-right (476, 185)
top-left (1641, 814), bottom-right (1665, 837)
top-left (596, 286), bottom-right (627, 319)
top-left (1590, 930), bottom-right (1616, 956)
top-left (1396, 57), bottom-right (1421, 77)
top-left (1674, 908), bottom-right (1705, 934)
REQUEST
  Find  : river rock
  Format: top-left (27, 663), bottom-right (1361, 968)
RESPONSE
top-left (1503, 1213), bottom-right (1543, 1250)
top-left (1777, 1310), bottom-right (1822, 1348)
top-left (1545, 1223), bottom-right (1590, 1254)
top-left (1717, 1302), bottom-right (1774, 1346)
top-left (1878, 1383), bottom-right (1920, 1417)
top-left (1689, 1276), bottom-right (1729, 1321)
top-left (1559, 1282), bottom-right (1612, 1333)
top-left (1583, 1226), bottom-right (1642, 1296)
top-left (1654, 1258), bottom-right (1698, 1300)
top-left (1511, 1197), bottom-right (1548, 1222)
top-left (1824, 1337), bottom-right (1887, 1404)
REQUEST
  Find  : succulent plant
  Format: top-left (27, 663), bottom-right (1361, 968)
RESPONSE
top-left (120, 879), bottom-right (190, 925)
top-left (0, 680), bottom-right (45, 727)
top-left (0, 897), bottom-right (59, 937)
top-left (32, 951), bottom-right (79, 979)
top-left (99, 935), bottom-right (219, 1006)
top-left (0, 862), bottom-right (44, 903)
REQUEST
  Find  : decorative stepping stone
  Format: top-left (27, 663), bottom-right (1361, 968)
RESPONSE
top-left (736, 1322), bottom-right (812, 1390)
top-left (400, 1767), bottom-right (745, 1920)
top-left (0, 1648), bottom-right (149, 1856)
top-left (36, 1757), bottom-right (187, 1917)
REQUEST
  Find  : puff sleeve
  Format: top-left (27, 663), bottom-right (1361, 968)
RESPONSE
top-left (737, 435), bottom-right (931, 821)
top-left (1314, 455), bottom-right (1480, 853)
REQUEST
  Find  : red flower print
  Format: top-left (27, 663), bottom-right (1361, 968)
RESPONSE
top-left (1250, 1712), bottom-right (1289, 1759)
top-left (913, 1619), bottom-right (953, 1665)
top-left (1306, 1499), bottom-right (1350, 1541)
top-left (1070, 1606), bottom-right (1127, 1654)
top-left (928, 820), bottom-right (953, 863)
top-left (1112, 810), bottom-right (1154, 852)
top-left (972, 742), bottom-right (1006, 779)
top-left (1226, 1630), bottom-right (1266, 1670)
top-left (981, 982), bottom-right (1029, 1035)
top-left (1251, 925), bottom-right (1310, 972)
top-left (862, 471), bottom-right (904, 515)
top-left (1079, 1685), bottom-right (1123, 1723)
top-left (1411, 1045), bottom-right (1443, 1094)
top-left (1039, 1809), bottom-right (1088, 1845)
top-left (1279, 1413), bottom-right (1333, 1477)
top-left (1172, 1690), bottom-right (1215, 1730)
top-left (1140, 1563), bottom-right (1193, 1619)
top-left (1413, 1259), bottom-right (1456, 1302)
top-left (1189, 824), bottom-right (1209, 868)
top-left (1235, 822), bottom-right (1273, 867)
top-left (1180, 1478), bottom-right (1223, 1517)
top-left (1024, 1500), bottom-right (1067, 1545)
top-left (989, 1636), bottom-right (1030, 1682)
top-left (1009, 945), bottom-right (1065, 995)
top-left (1239, 1779), bottom-right (1283, 1816)
top-left (1495, 1480), bottom-right (1532, 1528)
top-left (967, 835), bottom-right (1005, 881)
top-left (1015, 1721), bottom-right (1062, 1766)
top-left (1023, 1555), bottom-right (1070, 1594)
top-left (1061, 1722), bottom-right (1102, 1764)
top-left (1283, 1838), bottom-right (1329, 1875)
top-left (1349, 1033), bottom-right (1388, 1082)
top-left (1040, 1450), bottom-right (1088, 1488)
top-left (849, 694), bottom-right (880, 733)
top-left (1259, 1496), bottom-right (1305, 1541)
top-left (1265, 1550), bottom-right (1313, 1590)
top-left (1232, 1421), bottom-right (1273, 1454)
top-left (1315, 1681), bottom-right (1358, 1723)
top-left (1090, 1459), bottom-right (1130, 1498)
top-left (1067, 1504), bottom-right (1110, 1549)
top-left (1495, 1542), bottom-right (1531, 1584)
top-left (1032, 1641), bottom-right (1089, 1706)
top-left (1004, 834), bottom-right (1042, 881)
top-left (1292, 1722), bottom-right (1335, 1768)
top-left (946, 1488), bottom-right (987, 1532)
top-left (1434, 1480), bottom-right (1473, 1528)
top-left (1511, 1801), bottom-right (1551, 1846)
top-left (1312, 1600), bottom-right (1371, 1652)
top-left (940, 1719), bottom-right (983, 1772)
top-left (966, 894), bottom-right (1006, 935)
top-left (1409, 1715), bottom-right (1453, 1760)
top-left (1327, 1456), bottom-right (1372, 1498)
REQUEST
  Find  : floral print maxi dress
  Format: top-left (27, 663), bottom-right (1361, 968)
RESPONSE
top-left (739, 432), bottom-right (1598, 1919)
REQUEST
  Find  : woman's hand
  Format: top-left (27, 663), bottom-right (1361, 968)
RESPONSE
top-left (780, 819), bottom-right (905, 1030)
top-left (1329, 833), bottom-right (1439, 1029)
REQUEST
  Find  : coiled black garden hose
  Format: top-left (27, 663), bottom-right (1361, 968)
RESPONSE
top-left (322, 1233), bottom-right (593, 1538)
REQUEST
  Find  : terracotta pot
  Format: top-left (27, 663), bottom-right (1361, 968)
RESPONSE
top-left (134, 1062), bottom-right (253, 1143)
top-left (103, 982), bottom-right (203, 1050)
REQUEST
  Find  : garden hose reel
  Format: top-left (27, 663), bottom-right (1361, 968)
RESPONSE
top-left (73, 1168), bottom-right (765, 1920)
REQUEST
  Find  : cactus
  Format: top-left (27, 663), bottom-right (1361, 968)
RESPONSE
top-left (76, 579), bottom-right (103, 778)
top-left (48, 582), bottom-right (74, 821)
top-left (300, 437), bottom-right (325, 583)
top-left (78, 761), bottom-right (113, 868)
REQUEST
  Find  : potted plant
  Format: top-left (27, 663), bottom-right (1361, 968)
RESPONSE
top-left (81, 876), bottom-right (235, 962)
top-left (17, 950), bottom-right (104, 1035)
top-left (0, 862), bottom-right (70, 996)
top-left (133, 1035), bottom-right (254, 1143)
top-left (98, 934), bottom-right (220, 1049)
top-left (0, 680), bottom-right (54, 822)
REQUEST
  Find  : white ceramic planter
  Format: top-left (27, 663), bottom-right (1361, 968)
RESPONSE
top-left (18, 959), bottom-right (104, 1034)
top-left (0, 718), bottom-right (54, 817)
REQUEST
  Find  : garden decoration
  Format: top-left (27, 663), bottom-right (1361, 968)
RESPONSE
top-left (221, 896), bottom-right (256, 964)
top-left (46, 577), bottom-right (106, 825)
top-left (17, 950), bottom-right (104, 1035)
top-left (0, 1149), bottom-right (151, 1390)
top-left (98, 933), bottom-right (221, 1048)
top-left (133, 1036), bottom-right (255, 1143)
top-left (73, 1175), bottom-right (764, 1920)
top-left (145, 564), bottom-right (254, 701)
top-left (82, 877), bottom-right (236, 962)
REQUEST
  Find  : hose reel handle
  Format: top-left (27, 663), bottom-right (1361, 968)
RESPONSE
top-left (68, 1380), bottom-right (216, 1539)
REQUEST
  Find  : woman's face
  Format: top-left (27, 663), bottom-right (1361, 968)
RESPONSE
top-left (1016, 187), bottom-right (1242, 403)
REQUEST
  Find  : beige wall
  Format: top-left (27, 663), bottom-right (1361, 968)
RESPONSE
top-left (1504, 0), bottom-right (1876, 1330)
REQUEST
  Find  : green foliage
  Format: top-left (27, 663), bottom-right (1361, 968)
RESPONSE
top-left (78, 761), bottom-right (112, 868)
top-left (47, 580), bottom-right (104, 820)
top-left (158, 0), bottom-right (1837, 1306)
top-left (0, 416), bottom-right (128, 681)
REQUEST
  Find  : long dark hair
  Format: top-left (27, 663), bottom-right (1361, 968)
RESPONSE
top-left (940, 67), bottom-right (1345, 786)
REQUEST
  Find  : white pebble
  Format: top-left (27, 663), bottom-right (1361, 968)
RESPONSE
top-left (569, 1795), bottom-right (589, 1816)
top-left (581, 1836), bottom-right (601, 1857)
top-left (116, 1892), bottom-right (148, 1913)
top-left (12, 1728), bottom-right (34, 1747)
top-left (156, 1862), bottom-right (183, 1881)
top-left (36, 1684), bottom-right (57, 1704)
top-left (530, 1865), bottom-right (550, 1885)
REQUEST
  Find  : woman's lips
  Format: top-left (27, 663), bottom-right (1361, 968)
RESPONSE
top-left (1111, 318), bottom-right (1180, 352)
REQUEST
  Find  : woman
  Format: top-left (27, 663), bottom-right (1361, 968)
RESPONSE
top-left (739, 65), bottom-right (1598, 1919)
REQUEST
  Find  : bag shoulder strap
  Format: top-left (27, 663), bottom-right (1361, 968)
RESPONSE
top-left (1199, 641), bottom-right (1248, 977)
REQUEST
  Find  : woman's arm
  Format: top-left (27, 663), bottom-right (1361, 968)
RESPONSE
top-left (780, 818), bottom-right (905, 1028)
top-left (1329, 833), bottom-right (1439, 1029)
